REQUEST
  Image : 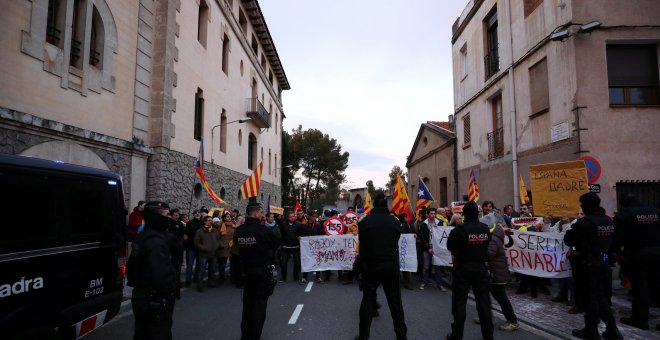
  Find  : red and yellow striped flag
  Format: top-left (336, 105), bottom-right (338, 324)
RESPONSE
top-left (468, 168), bottom-right (480, 202)
top-left (519, 174), bottom-right (530, 205)
top-left (391, 175), bottom-right (413, 221)
top-left (195, 138), bottom-right (225, 204)
top-left (363, 191), bottom-right (373, 215)
top-left (240, 161), bottom-right (263, 199)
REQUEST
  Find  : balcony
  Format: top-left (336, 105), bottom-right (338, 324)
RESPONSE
top-left (246, 98), bottom-right (270, 128)
top-left (484, 47), bottom-right (499, 79)
top-left (487, 127), bottom-right (504, 161)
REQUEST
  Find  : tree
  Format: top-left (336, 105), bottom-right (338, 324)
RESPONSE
top-left (281, 125), bottom-right (349, 211)
top-left (387, 165), bottom-right (407, 194)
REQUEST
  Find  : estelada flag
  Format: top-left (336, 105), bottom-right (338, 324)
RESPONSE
top-left (416, 178), bottom-right (434, 215)
top-left (240, 161), bottom-right (263, 199)
top-left (363, 191), bottom-right (373, 215)
top-left (195, 138), bottom-right (225, 204)
top-left (293, 200), bottom-right (302, 215)
top-left (391, 174), bottom-right (413, 222)
top-left (519, 174), bottom-right (530, 205)
top-left (468, 168), bottom-right (480, 202)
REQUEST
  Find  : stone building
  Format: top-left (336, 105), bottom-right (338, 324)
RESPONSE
top-left (0, 0), bottom-right (289, 212)
top-left (451, 0), bottom-right (660, 213)
top-left (406, 121), bottom-right (456, 210)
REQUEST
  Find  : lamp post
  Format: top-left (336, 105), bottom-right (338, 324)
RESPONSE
top-left (211, 117), bottom-right (251, 163)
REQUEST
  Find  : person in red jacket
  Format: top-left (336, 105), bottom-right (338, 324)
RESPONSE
top-left (128, 201), bottom-right (146, 238)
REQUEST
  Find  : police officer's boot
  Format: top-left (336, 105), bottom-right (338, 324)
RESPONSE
top-left (571, 328), bottom-right (601, 340)
top-left (601, 328), bottom-right (623, 340)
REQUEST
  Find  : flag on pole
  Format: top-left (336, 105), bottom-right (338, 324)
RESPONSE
top-left (363, 191), bottom-right (373, 215)
top-left (416, 178), bottom-right (434, 215)
top-left (391, 175), bottom-right (414, 221)
top-left (293, 200), bottom-right (302, 215)
top-left (266, 195), bottom-right (271, 214)
top-left (468, 168), bottom-right (480, 202)
top-left (195, 138), bottom-right (225, 204)
top-left (519, 174), bottom-right (530, 205)
top-left (240, 161), bottom-right (264, 199)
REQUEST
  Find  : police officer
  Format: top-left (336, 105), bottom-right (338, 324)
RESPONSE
top-left (446, 201), bottom-right (493, 340)
top-left (614, 193), bottom-right (660, 331)
top-left (234, 202), bottom-right (278, 340)
top-left (355, 194), bottom-right (407, 340)
top-left (127, 201), bottom-right (177, 340)
top-left (564, 193), bottom-right (622, 339)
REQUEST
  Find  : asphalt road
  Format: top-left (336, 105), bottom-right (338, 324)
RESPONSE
top-left (86, 272), bottom-right (559, 340)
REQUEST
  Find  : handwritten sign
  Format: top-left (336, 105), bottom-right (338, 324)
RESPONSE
top-left (511, 217), bottom-right (544, 227)
top-left (430, 226), bottom-right (571, 278)
top-left (451, 201), bottom-right (467, 214)
top-left (529, 161), bottom-right (588, 217)
top-left (398, 234), bottom-right (418, 272)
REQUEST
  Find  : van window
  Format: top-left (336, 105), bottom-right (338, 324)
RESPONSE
top-left (0, 171), bottom-right (58, 251)
top-left (68, 180), bottom-right (110, 236)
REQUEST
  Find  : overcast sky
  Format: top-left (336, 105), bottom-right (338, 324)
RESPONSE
top-left (260, 0), bottom-right (468, 189)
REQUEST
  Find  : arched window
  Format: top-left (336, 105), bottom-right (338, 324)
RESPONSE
top-left (197, 0), bottom-right (209, 48)
top-left (274, 154), bottom-right (278, 177)
top-left (220, 187), bottom-right (226, 200)
top-left (221, 33), bottom-right (229, 74)
top-left (248, 133), bottom-right (257, 170)
top-left (268, 149), bottom-right (272, 174)
top-left (238, 129), bottom-right (242, 146)
top-left (46, 0), bottom-right (65, 47)
top-left (70, 0), bottom-right (85, 68)
top-left (89, 5), bottom-right (104, 67)
top-left (220, 111), bottom-right (227, 153)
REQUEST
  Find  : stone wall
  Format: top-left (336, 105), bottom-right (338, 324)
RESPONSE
top-left (146, 147), bottom-right (281, 214)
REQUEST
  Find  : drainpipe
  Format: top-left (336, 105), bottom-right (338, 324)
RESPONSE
top-left (504, 0), bottom-right (520, 211)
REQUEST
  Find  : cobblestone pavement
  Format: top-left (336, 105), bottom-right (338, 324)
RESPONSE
top-left (496, 282), bottom-right (660, 340)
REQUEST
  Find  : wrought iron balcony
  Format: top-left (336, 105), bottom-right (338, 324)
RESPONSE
top-left (484, 46), bottom-right (499, 79)
top-left (487, 127), bottom-right (504, 161)
top-left (246, 98), bottom-right (270, 128)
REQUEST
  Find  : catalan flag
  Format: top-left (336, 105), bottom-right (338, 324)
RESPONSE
top-left (391, 174), bottom-right (413, 221)
top-left (293, 200), bottom-right (302, 215)
top-left (363, 191), bottom-right (373, 215)
top-left (195, 138), bottom-right (225, 204)
top-left (519, 174), bottom-right (530, 205)
top-left (240, 161), bottom-right (263, 199)
top-left (468, 168), bottom-right (480, 202)
top-left (416, 178), bottom-right (434, 215)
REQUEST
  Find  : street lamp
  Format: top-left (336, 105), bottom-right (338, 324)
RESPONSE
top-left (211, 117), bottom-right (251, 163)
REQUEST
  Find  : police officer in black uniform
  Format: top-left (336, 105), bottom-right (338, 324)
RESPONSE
top-left (446, 201), bottom-right (493, 340)
top-left (614, 193), bottom-right (660, 331)
top-left (127, 201), bottom-right (177, 340)
top-left (355, 194), bottom-right (407, 340)
top-left (234, 202), bottom-right (278, 340)
top-left (565, 193), bottom-right (623, 340)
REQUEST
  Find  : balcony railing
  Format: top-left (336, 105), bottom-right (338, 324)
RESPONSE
top-left (487, 127), bottom-right (504, 161)
top-left (484, 46), bottom-right (499, 79)
top-left (246, 98), bottom-right (270, 128)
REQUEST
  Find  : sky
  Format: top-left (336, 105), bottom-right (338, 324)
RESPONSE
top-left (259, 0), bottom-right (469, 189)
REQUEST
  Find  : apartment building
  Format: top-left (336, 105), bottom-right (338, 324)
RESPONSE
top-left (0, 0), bottom-right (289, 211)
top-left (451, 0), bottom-right (660, 213)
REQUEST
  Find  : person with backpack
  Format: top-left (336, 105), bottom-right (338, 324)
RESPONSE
top-left (126, 201), bottom-right (177, 340)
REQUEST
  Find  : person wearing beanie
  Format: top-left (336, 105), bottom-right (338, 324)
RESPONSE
top-left (194, 216), bottom-right (220, 292)
top-left (446, 201), bottom-right (493, 340)
top-left (565, 193), bottom-right (622, 339)
top-left (355, 194), bottom-right (407, 340)
top-left (127, 201), bottom-right (177, 340)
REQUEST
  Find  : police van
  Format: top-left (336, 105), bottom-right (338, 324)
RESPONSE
top-left (0, 154), bottom-right (127, 339)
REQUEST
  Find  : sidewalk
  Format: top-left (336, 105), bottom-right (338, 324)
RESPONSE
top-left (496, 281), bottom-right (660, 340)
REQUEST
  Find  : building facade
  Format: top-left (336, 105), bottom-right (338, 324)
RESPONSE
top-left (451, 0), bottom-right (660, 214)
top-left (0, 0), bottom-right (289, 212)
top-left (406, 121), bottom-right (456, 210)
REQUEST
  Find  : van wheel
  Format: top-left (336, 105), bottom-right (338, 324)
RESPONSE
top-left (10, 327), bottom-right (59, 340)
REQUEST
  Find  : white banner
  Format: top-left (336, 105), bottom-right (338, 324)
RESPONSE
top-left (300, 234), bottom-right (419, 272)
top-left (398, 234), bottom-right (418, 272)
top-left (430, 226), bottom-right (571, 278)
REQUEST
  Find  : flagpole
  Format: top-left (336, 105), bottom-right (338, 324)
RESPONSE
top-left (187, 168), bottom-right (197, 215)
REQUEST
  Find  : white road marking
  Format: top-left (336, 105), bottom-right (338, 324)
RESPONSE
top-left (288, 304), bottom-right (304, 325)
top-left (305, 281), bottom-right (313, 292)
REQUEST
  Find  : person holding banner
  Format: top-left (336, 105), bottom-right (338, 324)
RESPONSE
top-left (279, 211), bottom-right (306, 283)
top-left (398, 213), bottom-right (415, 290)
top-left (355, 194), bottom-right (407, 340)
top-left (446, 201), bottom-right (493, 340)
top-left (564, 193), bottom-right (623, 340)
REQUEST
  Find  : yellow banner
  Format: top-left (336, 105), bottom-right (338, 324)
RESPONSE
top-left (529, 160), bottom-right (589, 217)
top-left (269, 205), bottom-right (284, 215)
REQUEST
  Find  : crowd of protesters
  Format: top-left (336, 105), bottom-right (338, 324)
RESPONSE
top-left (126, 191), bottom-right (660, 339)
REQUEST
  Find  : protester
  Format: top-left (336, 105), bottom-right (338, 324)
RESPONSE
top-left (418, 207), bottom-right (436, 290)
top-left (447, 201), bottom-right (493, 340)
top-left (128, 201), bottom-right (146, 238)
top-left (550, 216), bottom-right (576, 307)
top-left (167, 208), bottom-right (185, 299)
top-left (183, 210), bottom-right (202, 287)
top-left (217, 211), bottom-right (235, 284)
top-left (564, 193), bottom-right (622, 340)
top-left (127, 201), bottom-right (176, 340)
top-left (519, 204), bottom-right (532, 217)
top-left (613, 193), bottom-right (660, 331)
top-left (514, 221), bottom-right (545, 298)
top-left (424, 208), bottom-right (448, 291)
top-left (194, 216), bottom-right (220, 292)
top-left (235, 203), bottom-right (278, 340)
top-left (355, 194), bottom-right (407, 340)
top-left (449, 213), bottom-right (463, 226)
top-left (279, 211), bottom-right (306, 283)
top-left (399, 213), bottom-right (414, 290)
top-left (481, 213), bottom-right (519, 331)
top-left (412, 208), bottom-right (428, 278)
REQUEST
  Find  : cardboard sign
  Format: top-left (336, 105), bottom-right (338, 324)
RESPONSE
top-left (511, 217), bottom-right (544, 227)
top-left (451, 201), bottom-right (468, 214)
top-left (398, 234), bottom-right (418, 272)
top-left (323, 217), bottom-right (346, 235)
top-left (529, 161), bottom-right (589, 217)
top-left (269, 206), bottom-right (284, 215)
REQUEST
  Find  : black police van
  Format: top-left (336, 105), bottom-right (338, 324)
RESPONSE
top-left (0, 154), bottom-right (127, 339)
